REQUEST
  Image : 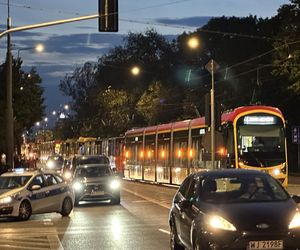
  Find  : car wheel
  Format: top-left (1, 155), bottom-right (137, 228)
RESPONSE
top-left (170, 221), bottom-right (184, 250)
top-left (111, 196), bottom-right (120, 205)
top-left (18, 200), bottom-right (32, 221)
top-left (60, 197), bottom-right (73, 216)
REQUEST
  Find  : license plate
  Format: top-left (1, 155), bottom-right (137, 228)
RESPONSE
top-left (91, 191), bottom-right (104, 196)
top-left (248, 240), bottom-right (283, 249)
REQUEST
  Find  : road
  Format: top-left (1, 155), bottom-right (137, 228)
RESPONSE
top-left (0, 178), bottom-right (300, 250)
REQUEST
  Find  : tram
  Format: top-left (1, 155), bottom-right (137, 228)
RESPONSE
top-left (124, 105), bottom-right (288, 186)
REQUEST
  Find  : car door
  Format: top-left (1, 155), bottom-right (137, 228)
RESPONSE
top-left (28, 175), bottom-right (50, 214)
top-left (44, 174), bottom-right (65, 212)
top-left (173, 176), bottom-right (192, 245)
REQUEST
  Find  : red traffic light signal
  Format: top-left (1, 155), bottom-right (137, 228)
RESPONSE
top-left (99, 0), bottom-right (118, 32)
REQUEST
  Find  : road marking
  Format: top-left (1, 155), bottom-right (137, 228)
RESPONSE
top-left (48, 235), bottom-right (64, 250)
top-left (132, 200), bottom-right (150, 203)
top-left (159, 229), bottom-right (170, 235)
top-left (123, 187), bottom-right (171, 209)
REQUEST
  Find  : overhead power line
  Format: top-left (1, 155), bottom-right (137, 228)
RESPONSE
top-left (0, 1), bottom-right (281, 41)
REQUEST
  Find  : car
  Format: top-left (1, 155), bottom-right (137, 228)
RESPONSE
top-left (169, 169), bottom-right (300, 250)
top-left (72, 163), bottom-right (121, 205)
top-left (63, 155), bottom-right (111, 180)
top-left (45, 155), bottom-right (64, 173)
top-left (0, 168), bottom-right (74, 220)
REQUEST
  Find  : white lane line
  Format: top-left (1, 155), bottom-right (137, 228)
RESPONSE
top-left (159, 229), bottom-right (170, 235)
top-left (123, 187), bottom-right (171, 209)
top-left (48, 234), bottom-right (64, 250)
top-left (132, 200), bottom-right (150, 203)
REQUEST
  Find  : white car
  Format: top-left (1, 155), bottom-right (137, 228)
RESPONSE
top-left (0, 169), bottom-right (74, 220)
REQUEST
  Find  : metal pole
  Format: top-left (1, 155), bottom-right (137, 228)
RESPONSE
top-left (6, 0), bottom-right (14, 169)
top-left (210, 59), bottom-right (215, 168)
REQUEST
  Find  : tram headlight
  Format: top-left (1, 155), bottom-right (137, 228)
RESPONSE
top-left (289, 212), bottom-right (300, 229)
top-left (273, 169), bottom-right (280, 176)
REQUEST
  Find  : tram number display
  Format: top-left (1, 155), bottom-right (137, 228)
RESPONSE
top-left (248, 240), bottom-right (283, 249)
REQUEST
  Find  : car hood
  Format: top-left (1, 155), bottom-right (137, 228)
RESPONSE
top-left (201, 199), bottom-right (297, 231)
top-left (0, 187), bottom-right (23, 197)
top-left (74, 176), bottom-right (115, 184)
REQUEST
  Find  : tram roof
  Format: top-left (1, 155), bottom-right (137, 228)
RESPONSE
top-left (125, 105), bottom-right (283, 136)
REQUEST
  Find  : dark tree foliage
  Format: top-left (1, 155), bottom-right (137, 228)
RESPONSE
top-left (0, 58), bottom-right (45, 153)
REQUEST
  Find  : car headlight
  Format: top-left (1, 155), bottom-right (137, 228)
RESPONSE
top-left (64, 171), bottom-right (72, 180)
top-left (0, 196), bottom-right (13, 204)
top-left (207, 215), bottom-right (236, 231)
top-left (73, 182), bottom-right (83, 191)
top-left (110, 180), bottom-right (120, 190)
top-left (289, 212), bottom-right (300, 229)
top-left (46, 160), bottom-right (54, 168)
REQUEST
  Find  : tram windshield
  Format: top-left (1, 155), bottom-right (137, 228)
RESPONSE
top-left (236, 114), bottom-right (285, 167)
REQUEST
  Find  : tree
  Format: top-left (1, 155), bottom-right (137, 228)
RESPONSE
top-left (0, 59), bottom-right (45, 154)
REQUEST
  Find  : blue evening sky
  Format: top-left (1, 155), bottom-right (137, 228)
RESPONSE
top-left (0, 0), bottom-right (290, 119)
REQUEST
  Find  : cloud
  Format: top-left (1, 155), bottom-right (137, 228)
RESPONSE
top-left (155, 16), bottom-right (212, 27)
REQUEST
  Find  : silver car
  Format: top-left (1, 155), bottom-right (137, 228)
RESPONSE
top-left (0, 169), bottom-right (74, 220)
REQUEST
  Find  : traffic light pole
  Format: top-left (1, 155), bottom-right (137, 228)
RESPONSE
top-left (1, 13), bottom-right (103, 169)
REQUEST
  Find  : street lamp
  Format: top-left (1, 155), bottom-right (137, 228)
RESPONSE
top-left (188, 36), bottom-right (216, 168)
top-left (131, 66), bottom-right (140, 76)
top-left (17, 43), bottom-right (44, 58)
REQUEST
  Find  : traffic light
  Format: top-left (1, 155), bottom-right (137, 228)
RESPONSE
top-left (99, 0), bottom-right (118, 32)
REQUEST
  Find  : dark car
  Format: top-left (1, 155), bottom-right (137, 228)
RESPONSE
top-left (72, 163), bottom-right (120, 205)
top-left (45, 155), bottom-right (64, 172)
top-left (63, 155), bottom-right (111, 181)
top-left (169, 169), bottom-right (300, 250)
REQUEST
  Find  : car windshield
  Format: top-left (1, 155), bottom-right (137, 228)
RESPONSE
top-left (78, 157), bottom-right (109, 165)
top-left (199, 174), bottom-right (289, 203)
top-left (75, 166), bottom-right (112, 178)
top-left (0, 175), bottom-right (32, 189)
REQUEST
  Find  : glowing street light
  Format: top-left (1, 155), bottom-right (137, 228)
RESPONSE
top-left (131, 66), bottom-right (140, 76)
top-left (44, 117), bottom-right (48, 122)
top-left (36, 121), bottom-right (40, 126)
top-left (64, 104), bottom-right (69, 110)
top-left (52, 111), bottom-right (56, 116)
top-left (35, 43), bottom-right (44, 53)
top-left (187, 37), bottom-right (200, 49)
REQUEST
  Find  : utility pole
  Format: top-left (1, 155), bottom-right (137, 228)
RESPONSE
top-left (210, 59), bottom-right (215, 168)
top-left (6, 0), bottom-right (14, 169)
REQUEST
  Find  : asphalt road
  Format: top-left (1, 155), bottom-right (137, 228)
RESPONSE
top-left (0, 178), bottom-right (300, 250)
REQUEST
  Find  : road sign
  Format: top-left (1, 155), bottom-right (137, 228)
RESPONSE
top-left (292, 126), bottom-right (300, 144)
top-left (205, 59), bottom-right (219, 75)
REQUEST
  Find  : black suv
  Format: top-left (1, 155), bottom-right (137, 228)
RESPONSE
top-left (72, 163), bottom-right (121, 205)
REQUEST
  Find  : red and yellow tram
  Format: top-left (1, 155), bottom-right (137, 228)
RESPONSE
top-left (124, 105), bottom-right (288, 186)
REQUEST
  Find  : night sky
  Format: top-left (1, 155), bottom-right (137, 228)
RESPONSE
top-left (0, 0), bottom-right (290, 120)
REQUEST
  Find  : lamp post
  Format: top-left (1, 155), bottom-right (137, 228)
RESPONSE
top-left (17, 43), bottom-right (44, 58)
top-left (187, 36), bottom-right (216, 168)
top-left (6, 0), bottom-right (14, 168)
top-left (131, 66), bottom-right (140, 76)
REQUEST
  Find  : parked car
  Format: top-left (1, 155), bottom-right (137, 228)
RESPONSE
top-left (169, 169), bottom-right (300, 250)
top-left (0, 168), bottom-right (74, 220)
top-left (72, 163), bottom-right (121, 205)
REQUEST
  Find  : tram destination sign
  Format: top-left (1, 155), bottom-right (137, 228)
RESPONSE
top-left (292, 126), bottom-right (300, 144)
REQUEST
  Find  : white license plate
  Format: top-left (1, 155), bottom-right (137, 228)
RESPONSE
top-left (248, 240), bottom-right (283, 250)
top-left (91, 191), bottom-right (104, 196)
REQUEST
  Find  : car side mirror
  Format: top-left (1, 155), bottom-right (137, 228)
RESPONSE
top-left (31, 185), bottom-right (41, 191)
top-left (292, 195), bottom-right (300, 204)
